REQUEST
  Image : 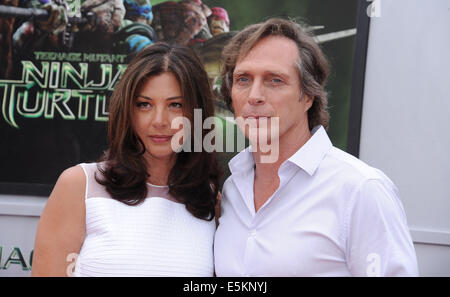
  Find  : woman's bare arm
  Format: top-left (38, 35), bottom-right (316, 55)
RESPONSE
top-left (31, 165), bottom-right (86, 276)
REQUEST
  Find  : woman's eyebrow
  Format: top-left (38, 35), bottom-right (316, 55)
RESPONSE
top-left (167, 96), bottom-right (183, 101)
top-left (136, 94), bottom-right (152, 100)
top-left (136, 95), bottom-right (183, 100)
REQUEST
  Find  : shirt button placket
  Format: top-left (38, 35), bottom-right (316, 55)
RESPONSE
top-left (243, 227), bottom-right (257, 277)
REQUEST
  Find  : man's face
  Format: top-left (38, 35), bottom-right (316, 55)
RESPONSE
top-left (231, 36), bottom-right (312, 149)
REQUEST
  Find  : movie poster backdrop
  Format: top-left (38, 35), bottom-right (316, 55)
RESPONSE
top-left (0, 0), bottom-right (358, 196)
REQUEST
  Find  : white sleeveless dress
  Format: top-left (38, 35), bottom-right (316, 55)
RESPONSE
top-left (73, 163), bottom-right (216, 277)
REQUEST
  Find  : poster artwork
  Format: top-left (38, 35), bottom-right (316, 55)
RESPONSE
top-left (0, 0), bottom-right (235, 194)
top-left (0, 0), bottom-right (357, 195)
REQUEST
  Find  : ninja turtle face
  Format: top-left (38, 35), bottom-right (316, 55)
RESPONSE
top-left (208, 16), bottom-right (229, 36)
top-left (81, 0), bottom-right (126, 33)
top-left (124, 0), bottom-right (153, 25)
top-left (207, 7), bottom-right (230, 36)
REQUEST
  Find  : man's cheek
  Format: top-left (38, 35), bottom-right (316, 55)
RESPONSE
top-left (231, 100), bottom-right (240, 116)
top-left (231, 95), bottom-right (244, 114)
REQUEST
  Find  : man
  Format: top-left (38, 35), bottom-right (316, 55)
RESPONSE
top-left (214, 18), bottom-right (418, 276)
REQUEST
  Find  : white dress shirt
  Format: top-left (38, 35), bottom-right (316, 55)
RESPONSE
top-left (214, 126), bottom-right (418, 276)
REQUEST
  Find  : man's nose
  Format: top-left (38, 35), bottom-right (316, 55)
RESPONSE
top-left (248, 79), bottom-right (266, 105)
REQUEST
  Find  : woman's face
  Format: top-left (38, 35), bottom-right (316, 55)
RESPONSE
top-left (132, 72), bottom-right (185, 162)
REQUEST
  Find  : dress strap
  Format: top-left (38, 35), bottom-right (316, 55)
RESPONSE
top-left (78, 163), bottom-right (110, 200)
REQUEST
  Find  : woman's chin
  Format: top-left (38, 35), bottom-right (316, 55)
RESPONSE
top-left (145, 149), bottom-right (177, 161)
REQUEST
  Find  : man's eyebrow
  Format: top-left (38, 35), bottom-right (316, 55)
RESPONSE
top-left (233, 70), bottom-right (290, 77)
top-left (267, 71), bottom-right (289, 78)
top-left (232, 71), bottom-right (248, 78)
top-left (136, 95), bottom-right (183, 100)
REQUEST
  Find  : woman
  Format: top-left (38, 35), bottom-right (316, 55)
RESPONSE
top-left (31, 42), bottom-right (221, 276)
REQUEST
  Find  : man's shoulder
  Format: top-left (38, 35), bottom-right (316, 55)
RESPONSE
top-left (221, 175), bottom-right (235, 192)
top-left (220, 174), bottom-right (245, 204)
top-left (324, 146), bottom-right (391, 186)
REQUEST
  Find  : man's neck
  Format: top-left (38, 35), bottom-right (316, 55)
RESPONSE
top-left (251, 124), bottom-right (312, 213)
top-left (253, 124), bottom-right (312, 173)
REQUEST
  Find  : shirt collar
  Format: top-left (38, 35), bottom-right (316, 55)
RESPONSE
top-left (287, 125), bottom-right (332, 176)
top-left (228, 125), bottom-right (332, 176)
top-left (228, 145), bottom-right (255, 175)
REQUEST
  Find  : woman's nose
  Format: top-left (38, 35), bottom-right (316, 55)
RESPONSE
top-left (151, 107), bottom-right (169, 128)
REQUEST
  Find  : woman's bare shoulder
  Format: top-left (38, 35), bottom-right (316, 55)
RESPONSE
top-left (44, 165), bottom-right (87, 217)
top-left (32, 165), bottom-right (86, 276)
top-left (56, 165), bottom-right (86, 189)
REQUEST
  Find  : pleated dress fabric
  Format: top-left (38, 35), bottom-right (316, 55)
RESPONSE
top-left (73, 163), bottom-right (215, 277)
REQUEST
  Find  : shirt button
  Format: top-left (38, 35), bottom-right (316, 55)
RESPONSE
top-left (251, 230), bottom-right (257, 237)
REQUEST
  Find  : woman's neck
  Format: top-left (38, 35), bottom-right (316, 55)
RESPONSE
top-left (145, 154), bottom-right (176, 186)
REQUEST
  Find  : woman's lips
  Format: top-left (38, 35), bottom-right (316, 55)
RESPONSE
top-left (149, 135), bottom-right (172, 143)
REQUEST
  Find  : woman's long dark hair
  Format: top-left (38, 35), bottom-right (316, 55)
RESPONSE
top-left (96, 42), bottom-right (221, 221)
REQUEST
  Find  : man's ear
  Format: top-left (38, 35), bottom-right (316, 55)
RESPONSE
top-left (302, 93), bottom-right (314, 112)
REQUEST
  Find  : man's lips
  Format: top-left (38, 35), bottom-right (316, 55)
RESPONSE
top-left (242, 116), bottom-right (272, 128)
top-left (243, 115), bottom-right (272, 121)
top-left (149, 135), bottom-right (173, 143)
